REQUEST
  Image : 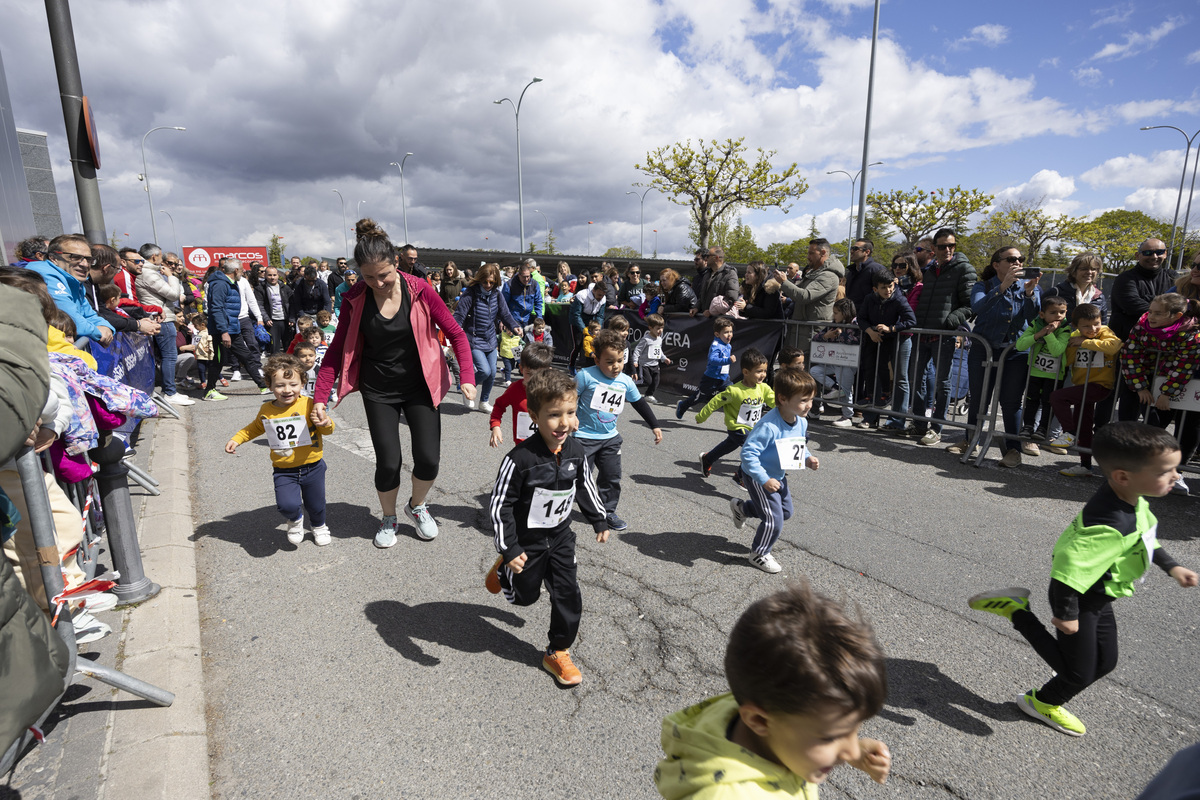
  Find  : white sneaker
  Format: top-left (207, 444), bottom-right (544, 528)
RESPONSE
top-left (74, 611), bottom-right (112, 644)
top-left (404, 502), bottom-right (439, 541)
top-left (374, 515), bottom-right (399, 548)
top-left (919, 430), bottom-right (942, 446)
top-left (480, 401), bottom-right (494, 413)
top-left (166, 393), bottom-right (195, 406)
top-left (646, 396), bottom-right (658, 404)
top-left (1172, 478), bottom-right (1190, 496)
top-left (81, 592), bottom-right (118, 613)
top-left (1060, 464), bottom-right (1094, 478)
top-left (748, 552), bottom-right (782, 574)
top-left (822, 387), bottom-right (841, 400)
top-left (231, 371), bottom-right (242, 382)
top-left (286, 518), bottom-right (305, 545)
top-left (729, 498), bottom-right (747, 529)
top-left (461, 393), bottom-right (476, 411)
top-left (312, 524), bottom-right (332, 546)
top-left (832, 417), bottom-right (852, 428)
top-left (1048, 432), bottom-right (1076, 448)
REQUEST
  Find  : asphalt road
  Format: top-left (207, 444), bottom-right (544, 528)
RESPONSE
top-left (191, 381), bottom-right (1199, 799)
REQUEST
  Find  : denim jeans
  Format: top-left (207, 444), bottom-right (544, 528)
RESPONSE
top-left (889, 336), bottom-right (913, 424)
top-left (154, 321), bottom-right (178, 396)
top-left (912, 336), bottom-right (958, 433)
top-left (472, 347), bottom-right (498, 402)
top-left (809, 364), bottom-right (855, 419)
top-left (967, 344), bottom-right (1026, 452)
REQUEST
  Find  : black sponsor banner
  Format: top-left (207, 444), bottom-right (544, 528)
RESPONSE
top-left (541, 304), bottom-right (783, 397)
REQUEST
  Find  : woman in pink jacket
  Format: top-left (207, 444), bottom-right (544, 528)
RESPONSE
top-left (313, 220), bottom-right (476, 548)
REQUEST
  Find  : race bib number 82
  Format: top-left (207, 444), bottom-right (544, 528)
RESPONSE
top-left (264, 415), bottom-right (312, 450)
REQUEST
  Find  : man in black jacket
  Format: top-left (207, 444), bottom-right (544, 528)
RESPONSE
top-left (845, 238), bottom-right (888, 309)
top-left (1109, 238), bottom-right (1174, 420)
top-left (254, 265), bottom-right (294, 354)
top-left (289, 266), bottom-right (331, 321)
top-left (697, 246), bottom-right (739, 317)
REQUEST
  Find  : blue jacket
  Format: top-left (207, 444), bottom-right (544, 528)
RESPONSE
top-left (454, 284), bottom-right (519, 351)
top-left (970, 276), bottom-right (1040, 348)
top-left (205, 271), bottom-right (241, 335)
top-left (23, 259), bottom-right (115, 342)
top-left (859, 288), bottom-right (917, 335)
top-left (740, 407), bottom-right (809, 486)
top-left (703, 338), bottom-right (734, 380)
top-left (503, 276), bottom-right (543, 325)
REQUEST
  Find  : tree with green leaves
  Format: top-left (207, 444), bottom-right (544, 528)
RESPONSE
top-left (723, 217), bottom-right (763, 264)
top-left (975, 198), bottom-right (1081, 269)
top-left (602, 245), bottom-right (640, 259)
top-left (762, 238), bottom-right (809, 268)
top-left (866, 186), bottom-right (994, 246)
top-left (636, 137), bottom-right (808, 249)
top-left (1069, 209), bottom-right (1169, 272)
top-left (268, 234), bottom-right (287, 268)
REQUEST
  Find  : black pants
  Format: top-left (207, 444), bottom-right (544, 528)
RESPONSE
top-left (237, 318), bottom-right (266, 384)
top-left (679, 375), bottom-right (727, 414)
top-left (362, 397), bottom-right (441, 490)
top-left (640, 364), bottom-right (661, 398)
top-left (205, 337), bottom-right (261, 392)
top-left (267, 318), bottom-right (291, 354)
top-left (498, 526), bottom-right (581, 651)
top-left (1022, 375), bottom-right (1057, 435)
top-left (570, 326), bottom-right (586, 373)
top-left (1011, 593), bottom-right (1117, 706)
top-left (702, 430), bottom-right (746, 482)
top-left (578, 435), bottom-right (622, 515)
top-left (272, 460), bottom-right (327, 526)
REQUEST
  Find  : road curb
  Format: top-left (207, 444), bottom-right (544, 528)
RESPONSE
top-left (103, 413), bottom-right (211, 800)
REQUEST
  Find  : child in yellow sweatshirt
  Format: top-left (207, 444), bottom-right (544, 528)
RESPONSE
top-left (1049, 303), bottom-right (1123, 477)
top-left (226, 354), bottom-right (335, 546)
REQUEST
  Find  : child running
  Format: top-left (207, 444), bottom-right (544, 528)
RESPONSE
top-left (1048, 303), bottom-right (1122, 477)
top-left (489, 342), bottom-right (554, 448)
top-left (697, 348), bottom-right (775, 487)
top-left (575, 329), bottom-right (663, 531)
top-left (968, 422), bottom-right (1197, 736)
top-left (225, 354), bottom-right (335, 546)
top-left (676, 316), bottom-right (736, 419)
top-left (632, 313), bottom-right (672, 403)
top-left (729, 368), bottom-right (819, 574)
top-left (485, 369), bottom-right (610, 687)
top-left (655, 582), bottom-right (891, 798)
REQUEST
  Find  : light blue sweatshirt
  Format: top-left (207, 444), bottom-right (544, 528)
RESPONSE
top-left (740, 407), bottom-right (809, 486)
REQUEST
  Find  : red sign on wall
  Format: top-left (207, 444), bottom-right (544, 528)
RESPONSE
top-left (182, 246), bottom-right (269, 278)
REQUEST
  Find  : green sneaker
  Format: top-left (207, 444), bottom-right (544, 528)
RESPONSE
top-left (968, 587), bottom-right (1031, 620)
top-left (1018, 690), bottom-right (1086, 736)
top-left (204, 389), bottom-right (228, 401)
top-left (260, 387), bottom-right (272, 395)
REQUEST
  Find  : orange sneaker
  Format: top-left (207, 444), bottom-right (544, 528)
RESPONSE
top-left (485, 555), bottom-right (504, 594)
top-left (542, 649), bottom-right (582, 686)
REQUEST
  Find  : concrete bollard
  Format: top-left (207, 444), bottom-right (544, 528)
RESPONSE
top-left (89, 433), bottom-right (160, 605)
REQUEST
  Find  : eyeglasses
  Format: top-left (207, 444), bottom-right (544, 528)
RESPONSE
top-left (1001, 255), bottom-right (1026, 264)
top-left (629, 271), bottom-right (640, 276)
top-left (1140, 249), bottom-right (1167, 256)
top-left (935, 243), bottom-right (956, 250)
top-left (166, 260), bottom-right (183, 267)
top-left (850, 246), bottom-right (867, 252)
top-left (126, 257), bottom-right (145, 265)
top-left (56, 251), bottom-right (93, 264)
top-left (914, 247), bottom-right (926, 253)
top-left (891, 263), bottom-right (906, 269)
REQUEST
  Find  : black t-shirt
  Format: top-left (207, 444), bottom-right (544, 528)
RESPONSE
top-left (358, 281), bottom-right (428, 404)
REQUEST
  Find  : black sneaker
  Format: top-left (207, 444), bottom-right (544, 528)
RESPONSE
top-left (606, 514), bottom-right (628, 531)
top-left (699, 453), bottom-right (712, 478)
top-left (675, 399), bottom-right (687, 420)
top-left (731, 469), bottom-right (745, 489)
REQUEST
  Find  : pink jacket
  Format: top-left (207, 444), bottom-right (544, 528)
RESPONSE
top-left (314, 271), bottom-right (475, 408)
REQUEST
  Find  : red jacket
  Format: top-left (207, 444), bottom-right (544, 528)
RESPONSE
top-left (314, 271), bottom-right (475, 407)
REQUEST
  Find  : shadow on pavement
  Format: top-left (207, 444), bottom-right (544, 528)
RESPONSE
top-left (435, 492), bottom-right (493, 536)
top-left (191, 501), bottom-right (380, 557)
top-left (618, 530), bottom-right (750, 567)
top-left (364, 599), bottom-right (538, 668)
top-left (879, 657), bottom-right (1023, 736)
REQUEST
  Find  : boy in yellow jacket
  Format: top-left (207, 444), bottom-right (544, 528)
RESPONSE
top-left (1047, 303), bottom-right (1123, 477)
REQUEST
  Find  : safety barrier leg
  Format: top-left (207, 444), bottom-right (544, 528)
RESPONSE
top-left (124, 459), bottom-right (161, 488)
top-left (90, 434), bottom-right (161, 605)
top-left (15, 447), bottom-right (174, 707)
top-left (151, 392), bottom-right (181, 420)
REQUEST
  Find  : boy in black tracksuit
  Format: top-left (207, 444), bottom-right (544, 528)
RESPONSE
top-left (485, 369), bottom-right (610, 687)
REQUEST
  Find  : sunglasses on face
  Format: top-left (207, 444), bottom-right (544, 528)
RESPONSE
top-left (1191, 264), bottom-right (1200, 271)
top-left (1141, 249), bottom-right (1167, 256)
top-left (936, 243), bottom-right (955, 250)
top-left (850, 246), bottom-right (867, 252)
top-left (1001, 255), bottom-right (1026, 264)
top-left (892, 263), bottom-right (906, 269)
top-left (914, 247), bottom-right (926, 253)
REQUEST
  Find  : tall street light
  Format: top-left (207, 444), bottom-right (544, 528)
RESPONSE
top-left (140, 125), bottom-right (185, 245)
top-left (854, 0), bottom-right (882, 239)
top-left (331, 189), bottom-right (348, 259)
top-left (357, 200), bottom-right (367, 218)
top-left (828, 162), bottom-right (882, 256)
top-left (534, 209), bottom-right (551, 253)
top-left (495, 77), bottom-right (542, 252)
top-left (389, 153), bottom-right (414, 244)
top-left (1141, 125), bottom-right (1200, 269)
top-left (626, 187), bottom-right (653, 257)
top-left (158, 210), bottom-right (179, 255)
top-left (653, 229), bottom-right (658, 258)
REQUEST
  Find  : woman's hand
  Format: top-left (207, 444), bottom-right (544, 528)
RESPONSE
top-left (311, 403), bottom-right (330, 426)
top-left (462, 384), bottom-right (477, 403)
top-left (1155, 393), bottom-right (1172, 411)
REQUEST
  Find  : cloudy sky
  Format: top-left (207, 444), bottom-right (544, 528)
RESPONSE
top-left (2, 0), bottom-right (1197, 260)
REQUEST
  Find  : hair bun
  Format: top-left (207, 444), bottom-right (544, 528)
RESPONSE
top-left (356, 218), bottom-right (388, 240)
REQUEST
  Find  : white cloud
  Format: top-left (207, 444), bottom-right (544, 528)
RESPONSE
top-left (1187, 50), bottom-right (1200, 65)
top-left (993, 170), bottom-right (1080, 215)
top-left (1072, 67), bottom-right (1105, 87)
top-left (1090, 4), bottom-right (1135, 29)
top-left (1090, 17), bottom-right (1183, 61)
top-left (1081, 149), bottom-right (1189, 190)
top-left (950, 24), bottom-right (1009, 50)
top-left (1040, 57), bottom-right (1060, 69)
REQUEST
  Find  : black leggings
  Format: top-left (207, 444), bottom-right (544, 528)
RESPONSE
top-left (362, 398), bottom-right (442, 491)
top-left (1012, 593), bottom-right (1117, 707)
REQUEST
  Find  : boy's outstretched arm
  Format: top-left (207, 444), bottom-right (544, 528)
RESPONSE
top-left (1169, 566), bottom-right (1198, 587)
top-left (630, 397), bottom-right (663, 444)
top-left (850, 738), bottom-right (891, 784)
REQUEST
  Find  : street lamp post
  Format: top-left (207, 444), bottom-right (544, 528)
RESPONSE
top-left (625, 187), bottom-right (653, 257)
top-left (827, 162), bottom-right (882, 256)
top-left (140, 125), bottom-right (186, 245)
top-left (653, 229), bottom-right (658, 258)
top-left (494, 77), bottom-right (542, 252)
top-left (1141, 125), bottom-right (1200, 269)
top-left (587, 221), bottom-right (593, 256)
top-left (331, 189), bottom-right (348, 259)
top-left (357, 200), bottom-right (367, 219)
top-left (855, 0), bottom-right (882, 239)
top-left (534, 209), bottom-right (551, 253)
top-left (389, 153), bottom-right (413, 243)
top-left (158, 210), bottom-right (178, 255)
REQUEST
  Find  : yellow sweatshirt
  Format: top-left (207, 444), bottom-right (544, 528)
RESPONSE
top-left (1064, 326), bottom-right (1122, 390)
top-left (230, 396), bottom-right (333, 468)
top-left (48, 325), bottom-right (98, 370)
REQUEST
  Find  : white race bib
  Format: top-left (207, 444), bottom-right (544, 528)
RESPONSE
top-left (590, 383), bottom-right (627, 415)
top-left (648, 342), bottom-right (663, 361)
top-left (1033, 352), bottom-right (1062, 374)
top-left (774, 437), bottom-right (807, 470)
top-left (720, 363), bottom-right (730, 376)
top-left (1139, 523), bottom-right (1159, 583)
top-left (304, 379), bottom-right (315, 398)
top-left (263, 414), bottom-right (312, 450)
top-left (737, 401), bottom-right (764, 428)
top-left (1074, 348), bottom-right (1104, 369)
top-left (515, 411), bottom-right (536, 440)
top-left (528, 487), bottom-right (575, 529)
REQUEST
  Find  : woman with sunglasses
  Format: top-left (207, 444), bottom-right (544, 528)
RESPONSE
top-left (953, 246), bottom-right (1040, 468)
top-left (618, 264), bottom-right (646, 311)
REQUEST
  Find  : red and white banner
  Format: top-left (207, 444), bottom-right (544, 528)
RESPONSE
top-left (182, 246), bottom-right (269, 278)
